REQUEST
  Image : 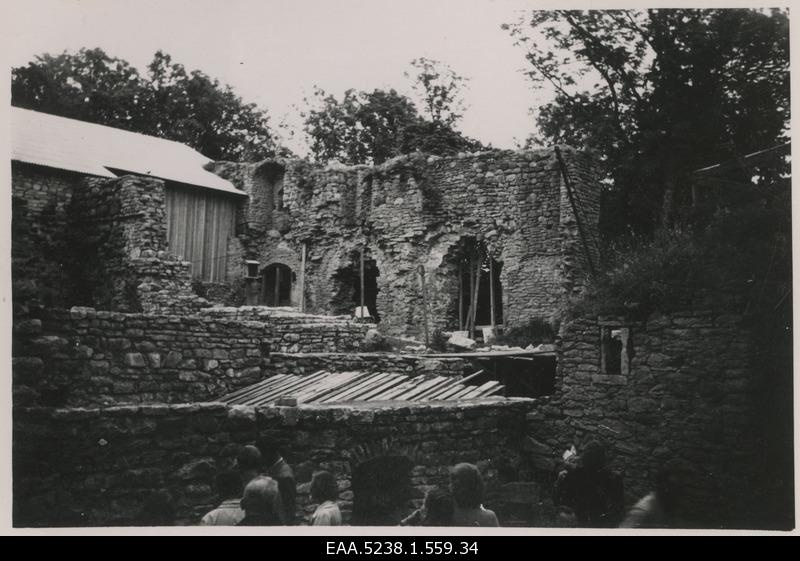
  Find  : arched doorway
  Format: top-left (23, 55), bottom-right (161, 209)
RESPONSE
top-left (350, 456), bottom-right (413, 526)
top-left (330, 248), bottom-right (380, 320)
top-left (261, 263), bottom-right (294, 307)
top-left (451, 238), bottom-right (503, 332)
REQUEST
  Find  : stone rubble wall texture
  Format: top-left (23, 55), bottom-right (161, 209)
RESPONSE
top-left (534, 308), bottom-right (766, 528)
top-left (12, 306), bottom-right (377, 407)
top-left (210, 147), bottom-right (601, 338)
top-left (68, 175), bottom-right (210, 314)
top-left (268, 353), bottom-right (472, 379)
top-left (11, 162), bottom-right (82, 307)
top-left (12, 307), bottom-right (271, 407)
top-left (13, 399), bottom-right (538, 527)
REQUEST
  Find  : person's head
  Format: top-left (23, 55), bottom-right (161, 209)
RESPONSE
top-left (450, 463), bottom-right (484, 510)
top-left (236, 445), bottom-right (262, 480)
top-left (256, 436), bottom-right (281, 466)
top-left (580, 440), bottom-right (607, 472)
top-left (241, 476), bottom-right (279, 519)
top-left (137, 490), bottom-right (175, 526)
top-left (310, 470), bottom-right (339, 503)
top-left (422, 488), bottom-right (455, 526)
top-left (216, 470), bottom-right (243, 501)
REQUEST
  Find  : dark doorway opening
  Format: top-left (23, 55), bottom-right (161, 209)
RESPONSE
top-left (474, 355), bottom-right (556, 398)
top-left (331, 249), bottom-right (380, 321)
top-left (261, 263), bottom-right (294, 306)
top-left (452, 238), bottom-right (503, 331)
top-left (351, 456), bottom-right (413, 526)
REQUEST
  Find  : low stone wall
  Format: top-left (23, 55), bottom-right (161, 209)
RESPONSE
top-left (14, 399), bottom-right (538, 527)
top-left (13, 307), bottom-right (270, 407)
top-left (201, 306), bottom-right (371, 352)
top-left (269, 352), bottom-right (472, 378)
top-left (537, 310), bottom-right (769, 528)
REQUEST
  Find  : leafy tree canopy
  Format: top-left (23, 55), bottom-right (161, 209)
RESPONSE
top-left (303, 59), bottom-right (484, 166)
top-left (504, 8), bottom-right (790, 238)
top-left (12, 48), bottom-right (283, 161)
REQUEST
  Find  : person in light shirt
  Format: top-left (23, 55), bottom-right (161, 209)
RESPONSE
top-left (200, 471), bottom-right (245, 526)
top-left (450, 463), bottom-right (499, 527)
top-left (309, 470), bottom-right (342, 526)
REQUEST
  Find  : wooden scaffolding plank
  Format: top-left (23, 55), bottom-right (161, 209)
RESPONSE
top-left (292, 371), bottom-right (355, 401)
top-left (393, 376), bottom-right (448, 402)
top-left (481, 384), bottom-right (505, 397)
top-left (247, 370), bottom-right (332, 406)
top-left (372, 375), bottom-right (427, 401)
top-left (304, 371), bottom-right (373, 404)
top-left (221, 374), bottom-right (289, 403)
top-left (412, 377), bottom-right (459, 401)
top-left (319, 372), bottom-right (396, 403)
top-left (350, 374), bottom-right (409, 401)
top-left (235, 370), bottom-right (327, 403)
top-left (426, 370), bottom-right (484, 401)
top-left (461, 380), bottom-right (502, 399)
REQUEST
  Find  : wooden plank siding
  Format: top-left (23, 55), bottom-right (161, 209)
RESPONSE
top-left (165, 184), bottom-right (239, 282)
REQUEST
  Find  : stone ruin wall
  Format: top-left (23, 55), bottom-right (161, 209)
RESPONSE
top-left (532, 302), bottom-right (783, 529)
top-left (13, 399), bottom-right (543, 527)
top-left (211, 147), bottom-right (601, 338)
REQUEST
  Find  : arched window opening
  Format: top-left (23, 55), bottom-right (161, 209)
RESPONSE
top-left (452, 238), bottom-right (503, 335)
top-left (331, 248), bottom-right (380, 321)
top-left (351, 456), bottom-right (413, 526)
top-left (261, 263), bottom-right (294, 307)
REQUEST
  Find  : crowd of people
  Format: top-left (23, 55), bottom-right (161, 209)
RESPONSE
top-left (138, 438), bottom-right (681, 528)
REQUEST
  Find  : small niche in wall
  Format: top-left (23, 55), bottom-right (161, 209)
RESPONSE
top-left (601, 326), bottom-right (631, 376)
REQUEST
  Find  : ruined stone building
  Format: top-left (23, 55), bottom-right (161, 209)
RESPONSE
top-left (11, 108), bottom-right (791, 529)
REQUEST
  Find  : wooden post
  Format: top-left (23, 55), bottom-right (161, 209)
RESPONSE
top-left (466, 254), bottom-right (475, 334)
top-left (418, 265), bottom-right (429, 347)
top-left (359, 246), bottom-right (365, 317)
top-left (489, 256), bottom-right (496, 329)
top-left (469, 249), bottom-right (482, 335)
top-left (458, 261), bottom-right (464, 331)
top-left (274, 265), bottom-right (280, 307)
top-left (299, 243), bottom-right (307, 312)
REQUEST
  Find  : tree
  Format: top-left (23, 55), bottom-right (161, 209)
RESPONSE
top-left (504, 9), bottom-right (790, 238)
top-left (303, 65), bottom-right (483, 166)
top-left (407, 57), bottom-right (469, 126)
top-left (12, 48), bottom-right (281, 161)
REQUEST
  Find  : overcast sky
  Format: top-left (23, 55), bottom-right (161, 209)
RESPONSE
top-left (4, 0), bottom-right (777, 156)
top-left (4, 0), bottom-right (551, 155)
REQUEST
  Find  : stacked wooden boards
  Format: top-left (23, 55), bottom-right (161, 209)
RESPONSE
top-left (219, 370), bottom-right (504, 406)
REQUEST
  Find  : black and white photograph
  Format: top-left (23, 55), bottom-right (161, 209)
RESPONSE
top-left (2, 0), bottom-right (794, 536)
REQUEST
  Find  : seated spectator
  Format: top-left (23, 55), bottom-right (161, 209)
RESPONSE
top-left (257, 436), bottom-right (297, 525)
top-left (401, 487), bottom-right (455, 526)
top-left (238, 476), bottom-right (281, 526)
top-left (200, 471), bottom-right (245, 526)
top-left (236, 445), bottom-right (263, 486)
top-left (310, 470), bottom-right (342, 526)
top-left (450, 463), bottom-right (499, 527)
top-left (554, 440), bottom-right (624, 528)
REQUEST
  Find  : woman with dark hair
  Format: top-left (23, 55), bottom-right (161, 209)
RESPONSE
top-left (310, 470), bottom-right (342, 526)
top-left (450, 463), bottom-right (499, 527)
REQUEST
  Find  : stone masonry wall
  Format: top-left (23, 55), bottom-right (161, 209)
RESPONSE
top-left (269, 352), bottom-right (472, 378)
top-left (210, 147), bottom-right (601, 338)
top-left (14, 399), bottom-right (536, 527)
top-left (12, 307), bottom-right (374, 407)
top-left (534, 309), bottom-right (767, 528)
top-left (12, 162), bottom-right (83, 308)
top-left (69, 175), bottom-right (209, 314)
top-left (12, 307), bottom-right (271, 407)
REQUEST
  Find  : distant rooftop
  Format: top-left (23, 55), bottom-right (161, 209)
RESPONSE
top-left (10, 106), bottom-right (244, 196)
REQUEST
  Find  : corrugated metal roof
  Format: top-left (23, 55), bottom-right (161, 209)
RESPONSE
top-left (219, 370), bottom-right (505, 406)
top-left (10, 107), bottom-right (245, 196)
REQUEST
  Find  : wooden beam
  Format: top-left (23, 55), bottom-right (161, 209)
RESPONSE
top-left (360, 246), bottom-right (365, 315)
top-left (489, 257), bottom-right (495, 329)
top-left (299, 243), bottom-right (307, 312)
top-left (458, 260), bottom-right (464, 331)
top-left (418, 265), bottom-right (429, 347)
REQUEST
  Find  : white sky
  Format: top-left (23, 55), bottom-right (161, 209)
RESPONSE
top-left (4, 0), bottom-right (549, 155)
